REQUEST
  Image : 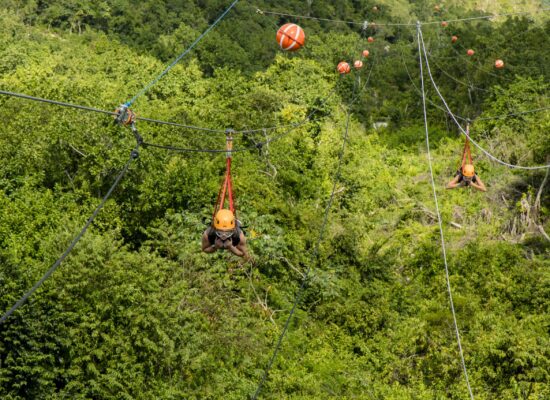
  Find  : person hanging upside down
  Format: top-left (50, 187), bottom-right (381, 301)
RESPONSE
top-left (202, 209), bottom-right (249, 258)
top-left (446, 164), bottom-right (487, 192)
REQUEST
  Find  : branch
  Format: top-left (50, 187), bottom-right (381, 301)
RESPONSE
top-left (278, 256), bottom-right (305, 278)
top-left (537, 224), bottom-right (550, 243)
top-left (262, 129), bottom-right (277, 178)
top-left (534, 165), bottom-right (549, 212)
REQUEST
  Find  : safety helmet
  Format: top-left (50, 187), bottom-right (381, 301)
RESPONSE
top-left (214, 209), bottom-right (235, 231)
top-left (462, 164), bottom-right (475, 177)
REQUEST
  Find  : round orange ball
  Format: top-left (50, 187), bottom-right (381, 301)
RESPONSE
top-left (276, 23), bottom-right (306, 52)
top-left (337, 61), bottom-right (351, 74)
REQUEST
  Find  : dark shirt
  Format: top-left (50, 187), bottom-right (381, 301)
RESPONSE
top-left (206, 224), bottom-right (241, 247)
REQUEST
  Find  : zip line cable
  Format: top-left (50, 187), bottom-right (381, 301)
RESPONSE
top-left (124, 0), bottom-right (240, 107)
top-left (143, 40), bottom-right (379, 154)
top-left (252, 64), bottom-right (376, 399)
top-left (397, 48), bottom-right (472, 122)
top-left (0, 89), bottom-right (227, 132)
top-left (0, 89), bottom-right (320, 136)
top-left (476, 106), bottom-right (550, 121)
top-left (256, 7), bottom-right (550, 27)
top-left (0, 145), bottom-right (140, 325)
top-left (445, 43), bottom-right (516, 83)
top-left (426, 57), bottom-right (490, 92)
top-left (416, 22), bottom-right (475, 400)
top-left (419, 28), bottom-right (550, 170)
top-left (0, 76), bottom-right (345, 322)
top-left (396, 28), bottom-right (549, 121)
top-left (144, 56), bottom-right (377, 154)
top-left (397, 47), bottom-right (549, 124)
top-left (1, 27), bottom-right (545, 141)
top-left (0, 89), bottom-right (116, 117)
top-left (419, 35), bottom-right (490, 95)
top-left (143, 76), bottom-right (346, 154)
top-left (251, 79), bottom-right (357, 400)
top-left (431, 19), bottom-right (549, 84)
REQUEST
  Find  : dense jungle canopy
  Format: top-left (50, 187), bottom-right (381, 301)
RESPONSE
top-left (0, 1), bottom-right (549, 399)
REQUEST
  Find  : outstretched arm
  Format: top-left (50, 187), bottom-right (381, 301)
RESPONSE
top-left (470, 175), bottom-right (487, 192)
top-left (202, 230), bottom-right (217, 253)
top-left (446, 173), bottom-right (461, 189)
top-left (226, 232), bottom-right (249, 258)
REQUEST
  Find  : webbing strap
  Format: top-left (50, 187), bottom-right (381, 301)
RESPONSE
top-left (460, 125), bottom-right (473, 168)
top-left (461, 139), bottom-right (472, 167)
top-left (226, 158), bottom-right (235, 213)
top-left (212, 130), bottom-right (236, 221)
top-left (212, 157), bottom-right (235, 220)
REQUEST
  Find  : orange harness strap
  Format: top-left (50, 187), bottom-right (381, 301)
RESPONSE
top-left (212, 131), bottom-right (236, 220)
top-left (460, 124), bottom-right (473, 169)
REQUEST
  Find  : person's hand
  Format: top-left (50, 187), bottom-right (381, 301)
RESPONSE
top-left (223, 240), bottom-right (233, 249)
top-left (214, 238), bottom-right (225, 249)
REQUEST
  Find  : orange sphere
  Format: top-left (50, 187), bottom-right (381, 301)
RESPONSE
top-left (451, 35), bottom-right (458, 43)
top-left (276, 23), bottom-right (305, 52)
top-left (354, 60), bottom-right (363, 69)
top-left (434, 5), bottom-right (441, 11)
top-left (495, 59), bottom-right (504, 69)
top-left (372, 6), bottom-right (378, 12)
top-left (467, 49), bottom-right (475, 56)
top-left (337, 61), bottom-right (351, 74)
top-left (367, 36), bottom-right (374, 43)
top-left (441, 21), bottom-right (448, 27)
top-left (362, 49), bottom-right (370, 57)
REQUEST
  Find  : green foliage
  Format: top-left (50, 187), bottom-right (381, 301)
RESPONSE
top-left (0, 2), bottom-right (549, 399)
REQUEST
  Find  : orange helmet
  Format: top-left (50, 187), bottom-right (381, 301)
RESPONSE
top-left (214, 209), bottom-right (235, 231)
top-left (462, 164), bottom-right (475, 177)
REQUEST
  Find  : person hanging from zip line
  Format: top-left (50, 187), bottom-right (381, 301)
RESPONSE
top-left (201, 129), bottom-right (250, 259)
top-left (446, 124), bottom-right (487, 192)
top-left (446, 163), bottom-right (487, 192)
top-left (201, 209), bottom-right (249, 258)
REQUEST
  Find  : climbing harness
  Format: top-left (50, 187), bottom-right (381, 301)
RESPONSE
top-left (212, 129), bottom-right (237, 221)
top-left (459, 124), bottom-right (473, 170)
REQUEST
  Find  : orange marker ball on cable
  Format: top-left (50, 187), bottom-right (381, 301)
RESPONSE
top-left (451, 35), bottom-right (458, 43)
top-left (337, 61), bottom-right (351, 74)
top-left (467, 49), bottom-right (475, 56)
top-left (441, 21), bottom-right (448, 27)
top-left (362, 49), bottom-right (370, 57)
top-left (495, 59), bottom-right (504, 69)
top-left (354, 60), bottom-right (363, 70)
top-left (367, 36), bottom-right (374, 43)
top-left (276, 23), bottom-right (305, 52)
